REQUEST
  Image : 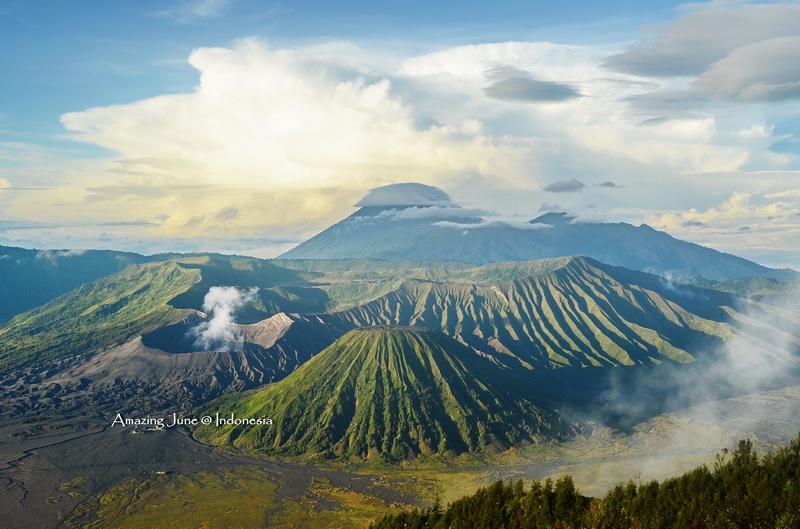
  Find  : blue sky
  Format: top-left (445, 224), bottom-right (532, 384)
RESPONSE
top-left (0, 0), bottom-right (799, 268)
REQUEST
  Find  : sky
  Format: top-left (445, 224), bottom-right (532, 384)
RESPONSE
top-left (0, 0), bottom-right (799, 268)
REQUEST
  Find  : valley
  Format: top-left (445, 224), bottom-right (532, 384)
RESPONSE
top-left (2, 382), bottom-right (800, 528)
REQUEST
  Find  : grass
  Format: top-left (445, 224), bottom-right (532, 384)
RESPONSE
top-left (264, 477), bottom-right (410, 529)
top-left (66, 386), bottom-right (800, 528)
top-left (195, 327), bottom-right (559, 460)
top-left (0, 262), bottom-right (199, 371)
top-left (72, 466), bottom-right (279, 529)
top-left (66, 466), bottom-right (421, 529)
top-left (59, 477), bottom-right (90, 491)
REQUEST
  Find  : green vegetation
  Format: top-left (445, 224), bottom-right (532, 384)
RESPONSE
top-left (166, 256), bottom-right (321, 322)
top-left (64, 465), bottom-right (418, 529)
top-left (66, 466), bottom-right (278, 529)
top-left (333, 256), bottom-right (736, 369)
top-left (271, 258), bottom-right (473, 273)
top-left (0, 262), bottom-right (199, 371)
top-left (2, 253), bottom-right (794, 382)
top-left (263, 476), bottom-right (412, 529)
top-left (371, 433), bottom-right (800, 529)
top-left (59, 477), bottom-right (90, 491)
top-left (195, 327), bottom-right (560, 459)
top-left (0, 245), bottom-right (149, 324)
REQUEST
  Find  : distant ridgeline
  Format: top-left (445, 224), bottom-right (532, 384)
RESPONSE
top-left (370, 434), bottom-right (800, 529)
top-left (279, 183), bottom-right (797, 283)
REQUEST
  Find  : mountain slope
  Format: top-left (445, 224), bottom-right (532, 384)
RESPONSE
top-left (0, 245), bottom-right (151, 324)
top-left (279, 186), bottom-right (796, 282)
top-left (329, 256), bottom-right (740, 370)
top-left (0, 262), bottom-right (199, 371)
top-left (196, 327), bottom-right (561, 459)
top-left (0, 312), bottom-right (352, 419)
top-left (0, 255), bottom-right (331, 373)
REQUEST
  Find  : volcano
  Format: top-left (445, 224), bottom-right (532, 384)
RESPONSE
top-left (279, 183), bottom-right (796, 282)
top-left (195, 326), bottom-right (562, 459)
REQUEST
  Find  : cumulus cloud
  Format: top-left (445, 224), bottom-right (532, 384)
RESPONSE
top-left (544, 179), bottom-right (585, 193)
top-left (568, 117), bottom-right (751, 174)
top-left (398, 40), bottom-right (760, 175)
top-left (188, 286), bottom-right (258, 352)
top-left (153, 0), bottom-right (232, 22)
top-left (2, 13), bottom-right (797, 264)
top-left (645, 189), bottom-right (800, 266)
top-left (650, 191), bottom-right (800, 230)
top-left (59, 39), bottom-right (526, 239)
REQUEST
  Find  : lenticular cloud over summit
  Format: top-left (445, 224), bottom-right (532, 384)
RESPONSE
top-left (354, 183), bottom-right (456, 208)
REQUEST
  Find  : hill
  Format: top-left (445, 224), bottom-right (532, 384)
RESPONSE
top-left (2, 254), bottom-right (797, 435)
top-left (0, 261), bottom-right (199, 372)
top-left (0, 245), bottom-right (151, 325)
top-left (195, 327), bottom-right (562, 459)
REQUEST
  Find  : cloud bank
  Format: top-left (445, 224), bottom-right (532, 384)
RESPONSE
top-left (0, 4), bottom-right (797, 265)
top-left (57, 39), bottom-right (527, 242)
top-left (606, 3), bottom-right (800, 105)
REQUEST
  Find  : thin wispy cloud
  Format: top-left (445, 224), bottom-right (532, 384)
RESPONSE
top-left (152, 0), bottom-right (232, 23)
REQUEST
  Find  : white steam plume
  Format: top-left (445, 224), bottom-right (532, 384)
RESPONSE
top-left (188, 286), bottom-right (259, 352)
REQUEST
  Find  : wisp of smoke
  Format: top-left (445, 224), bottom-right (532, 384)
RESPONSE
top-left (188, 286), bottom-right (259, 352)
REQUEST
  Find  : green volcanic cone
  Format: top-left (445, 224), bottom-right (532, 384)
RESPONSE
top-left (195, 326), bottom-right (561, 459)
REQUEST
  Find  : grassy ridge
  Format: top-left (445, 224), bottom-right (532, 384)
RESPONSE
top-left (2, 254), bottom-right (793, 378)
top-left (0, 262), bottom-right (200, 371)
top-left (0, 245), bottom-right (150, 325)
top-left (333, 257), bottom-right (731, 369)
top-left (195, 327), bottom-right (560, 459)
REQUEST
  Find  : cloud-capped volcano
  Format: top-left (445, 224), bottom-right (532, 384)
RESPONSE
top-left (354, 182), bottom-right (456, 208)
top-left (279, 183), bottom-right (796, 282)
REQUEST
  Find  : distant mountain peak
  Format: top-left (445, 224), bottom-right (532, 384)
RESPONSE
top-left (354, 182), bottom-right (456, 208)
top-left (528, 211), bottom-right (576, 226)
top-left (279, 192), bottom-right (797, 282)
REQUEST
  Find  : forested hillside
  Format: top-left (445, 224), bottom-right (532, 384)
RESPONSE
top-left (372, 434), bottom-right (800, 529)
